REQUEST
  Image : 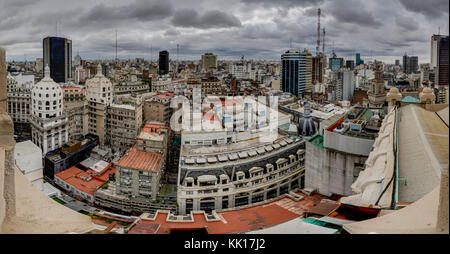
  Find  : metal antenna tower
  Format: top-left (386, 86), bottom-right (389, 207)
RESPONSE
top-left (176, 44), bottom-right (179, 73)
top-left (115, 29), bottom-right (118, 60)
top-left (316, 8), bottom-right (321, 56)
top-left (322, 27), bottom-right (325, 54)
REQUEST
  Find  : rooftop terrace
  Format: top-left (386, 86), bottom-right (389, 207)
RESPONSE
top-left (128, 192), bottom-right (326, 234)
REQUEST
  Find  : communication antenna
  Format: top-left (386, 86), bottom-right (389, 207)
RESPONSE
top-left (316, 8), bottom-right (321, 56)
top-left (322, 27), bottom-right (325, 54)
top-left (176, 44), bottom-right (179, 72)
top-left (290, 38), bottom-right (292, 48)
top-left (115, 29), bottom-right (118, 60)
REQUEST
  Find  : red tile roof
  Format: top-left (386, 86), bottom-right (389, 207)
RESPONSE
top-left (55, 165), bottom-right (115, 196)
top-left (140, 122), bottom-right (167, 134)
top-left (117, 145), bottom-right (163, 172)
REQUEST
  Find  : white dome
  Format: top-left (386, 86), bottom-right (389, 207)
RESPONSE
top-left (31, 65), bottom-right (64, 119)
top-left (85, 64), bottom-right (113, 104)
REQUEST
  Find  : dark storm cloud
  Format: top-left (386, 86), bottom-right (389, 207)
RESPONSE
top-left (241, 0), bottom-right (323, 8)
top-left (0, 0), bottom-right (36, 13)
top-left (171, 9), bottom-right (242, 29)
top-left (326, 0), bottom-right (381, 27)
top-left (80, 0), bottom-right (174, 23)
top-left (395, 16), bottom-right (419, 31)
top-left (164, 29), bottom-right (181, 36)
top-left (0, 0), bottom-right (448, 61)
top-left (398, 0), bottom-right (449, 18)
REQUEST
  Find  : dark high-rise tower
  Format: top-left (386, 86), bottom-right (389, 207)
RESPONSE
top-left (402, 53), bottom-right (409, 74)
top-left (43, 36), bottom-right (72, 83)
top-left (281, 49), bottom-right (306, 97)
top-left (345, 60), bottom-right (355, 70)
top-left (158, 50), bottom-right (169, 75)
top-left (403, 53), bottom-right (419, 74)
top-left (431, 34), bottom-right (449, 87)
top-left (356, 53), bottom-right (364, 66)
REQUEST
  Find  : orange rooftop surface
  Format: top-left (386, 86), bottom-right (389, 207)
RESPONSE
top-left (154, 92), bottom-right (174, 99)
top-left (55, 165), bottom-right (115, 196)
top-left (116, 144), bottom-right (163, 172)
top-left (140, 122), bottom-right (167, 134)
top-left (128, 192), bottom-right (326, 234)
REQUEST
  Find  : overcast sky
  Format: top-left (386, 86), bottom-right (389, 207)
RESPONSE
top-left (1, 0), bottom-right (448, 63)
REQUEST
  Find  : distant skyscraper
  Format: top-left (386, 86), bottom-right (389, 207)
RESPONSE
top-left (403, 53), bottom-right (419, 74)
top-left (158, 50), bottom-right (169, 75)
top-left (329, 51), bottom-right (343, 72)
top-left (201, 53), bottom-right (218, 71)
top-left (356, 53), bottom-right (364, 66)
top-left (43, 36), bottom-right (72, 83)
top-left (342, 70), bottom-right (355, 101)
top-left (431, 34), bottom-right (449, 87)
top-left (345, 60), bottom-right (355, 70)
top-left (409, 56), bottom-right (419, 73)
top-left (281, 49), bottom-right (306, 97)
top-left (402, 53), bottom-right (409, 74)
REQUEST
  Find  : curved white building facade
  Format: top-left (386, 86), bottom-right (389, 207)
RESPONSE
top-left (30, 65), bottom-right (68, 154)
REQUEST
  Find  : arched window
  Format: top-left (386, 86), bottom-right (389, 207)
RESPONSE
top-left (45, 101), bottom-right (49, 106)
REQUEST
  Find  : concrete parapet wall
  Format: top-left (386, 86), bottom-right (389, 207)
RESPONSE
top-left (305, 141), bottom-right (366, 197)
top-left (323, 130), bottom-right (374, 156)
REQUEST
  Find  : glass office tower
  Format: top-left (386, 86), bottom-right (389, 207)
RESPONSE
top-left (43, 37), bottom-right (72, 83)
top-left (158, 50), bottom-right (169, 75)
top-left (281, 49), bottom-right (306, 97)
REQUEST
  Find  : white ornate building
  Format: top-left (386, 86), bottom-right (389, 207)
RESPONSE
top-left (6, 72), bottom-right (34, 124)
top-left (85, 64), bottom-right (113, 146)
top-left (30, 65), bottom-right (69, 155)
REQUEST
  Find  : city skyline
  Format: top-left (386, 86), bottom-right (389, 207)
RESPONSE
top-left (0, 0), bottom-right (448, 62)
